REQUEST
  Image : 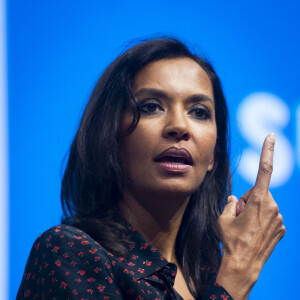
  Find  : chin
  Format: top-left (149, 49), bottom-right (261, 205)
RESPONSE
top-left (149, 181), bottom-right (199, 199)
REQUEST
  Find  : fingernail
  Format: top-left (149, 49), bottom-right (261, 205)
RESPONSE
top-left (269, 133), bottom-right (276, 142)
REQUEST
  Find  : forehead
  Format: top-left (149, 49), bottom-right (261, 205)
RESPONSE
top-left (132, 57), bottom-right (213, 100)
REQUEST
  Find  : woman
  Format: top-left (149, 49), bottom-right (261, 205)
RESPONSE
top-left (17, 38), bottom-right (285, 299)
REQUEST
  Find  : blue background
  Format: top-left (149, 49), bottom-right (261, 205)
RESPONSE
top-left (8, 1), bottom-right (300, 299)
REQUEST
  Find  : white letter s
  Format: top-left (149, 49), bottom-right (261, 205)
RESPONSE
top-left (237, 92), bottom-right (294, 188)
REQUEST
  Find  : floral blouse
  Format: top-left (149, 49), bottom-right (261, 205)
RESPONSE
top-left (17, 224), bottom-right (233, 299)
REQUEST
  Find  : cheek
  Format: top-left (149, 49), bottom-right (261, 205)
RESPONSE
top-left (119, 123), bottom-right (157, 174)
top-left (194, 127), bottom-right (217, 167)
top-left (208, 130), bottom-right (217, 155)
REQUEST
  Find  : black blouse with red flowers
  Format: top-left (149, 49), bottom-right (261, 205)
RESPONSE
top-left (17, 224), bottom-right (233, 299)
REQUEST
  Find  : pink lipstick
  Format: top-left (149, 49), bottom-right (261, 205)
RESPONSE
top-left (154, 147), bottom-right (193, 173)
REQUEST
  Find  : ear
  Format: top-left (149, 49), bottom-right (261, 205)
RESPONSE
top-left (207, 154), bottom-right (214, 171)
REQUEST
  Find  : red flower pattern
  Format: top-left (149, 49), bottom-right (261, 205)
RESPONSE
top-left (141, 242), bottom-right (148, 249)
top-left (54, 260), bottom-right (61, 267)
top-left (52, 246), bottom-right (60, 252)
top-left (107, 277), bottom-right (113, 284)
top-left (78, 270), bottom-right (86, 276)
top-left (145, 260), bottom-right (152, 266)
top-left (77, 251), bottom-right (84, 257)
top-left (60, 281), bottom-right (68, 288)
top-left (17, 224), bottom-right (232, 299)
top-left (97, 285), bottom-right (105, 292)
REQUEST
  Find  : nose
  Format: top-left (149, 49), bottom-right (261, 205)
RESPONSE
top-left (162, 109), bottom-right (190, 141)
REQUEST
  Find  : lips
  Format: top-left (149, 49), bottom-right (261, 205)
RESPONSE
top-left (154, 147), bottom-right (194, 165)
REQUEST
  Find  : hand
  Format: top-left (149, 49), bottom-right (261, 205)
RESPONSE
top-left (216, 133), bottom-right (286, 300)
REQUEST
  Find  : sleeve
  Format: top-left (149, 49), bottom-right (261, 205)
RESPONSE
top-left (16, 226), bottom-right (122, 299)
top-left (202, 281), bottom-right (233, 300)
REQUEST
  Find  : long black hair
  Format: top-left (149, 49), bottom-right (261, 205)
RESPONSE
top-left (61, 37), bottom-right (231, 298)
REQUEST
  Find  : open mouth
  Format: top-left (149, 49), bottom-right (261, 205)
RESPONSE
top-left (155, 156), bottom-right (192, 165)
top-left (154, 147), bottom-right (194, 166)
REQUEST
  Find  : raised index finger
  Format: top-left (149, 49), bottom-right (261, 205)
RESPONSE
top-left (254, 133), bottom-right (275, 192)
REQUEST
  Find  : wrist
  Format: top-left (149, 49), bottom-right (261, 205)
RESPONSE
top-left (216, 256), bottom-right (258, 300)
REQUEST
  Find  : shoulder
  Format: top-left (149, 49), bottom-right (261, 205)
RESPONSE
top-left (26, 224), bottom-right (114, 266)
top-left (17, 224), bottom-right (120, 299)
top-left (34, 224), bottom-right (101, 246)
top-left (33, 224), bottom-right (101, 248)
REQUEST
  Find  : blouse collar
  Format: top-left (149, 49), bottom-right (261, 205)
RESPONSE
top-left (114, 222), bottom-right (178, 283)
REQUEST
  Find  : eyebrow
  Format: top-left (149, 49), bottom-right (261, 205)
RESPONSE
top-left (133, 88), bottom-right (214, 104)
top-left (134, 88), bottom-right (168, 100)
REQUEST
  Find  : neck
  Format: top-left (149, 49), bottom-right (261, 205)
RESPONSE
top-left (119, 187), bottom-right (190, 263)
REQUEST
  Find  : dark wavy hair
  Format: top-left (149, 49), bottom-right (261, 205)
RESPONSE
top-left (61, 38), bottom-right (231, 298)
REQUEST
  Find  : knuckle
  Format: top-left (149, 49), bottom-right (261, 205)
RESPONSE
top-left (250, 273), bottom-right (259, 285)
top-left (251, 192), bottom-right (263, 205)
top-left (252, 189), bottom-right (262, 200)
top-left (252, 198), bottom-right (261, 207)
top-left (281, 225), bottom-right (286, 235)
top-left (279, 225), bottom-right (286, 239)
top-left (266, 143), bottom-right (275, 152)
top-left (260, 161), bottom-right (273, 175)
top-left (271, 204), bottom-right (279, 216)
top-left (277, 213), bottom-right (283, 223)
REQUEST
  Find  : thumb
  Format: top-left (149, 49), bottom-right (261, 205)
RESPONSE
top-left (222, 195), bottom-right (238, 217)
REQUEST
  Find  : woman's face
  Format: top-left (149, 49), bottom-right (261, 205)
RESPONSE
top-left (119, 57), bottom-right (217, 198)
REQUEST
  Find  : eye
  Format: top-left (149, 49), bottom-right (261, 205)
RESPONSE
top-left (137, 101), bottom-right (164, 114)
top-left (189, 106), bottom-right (210, 120)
